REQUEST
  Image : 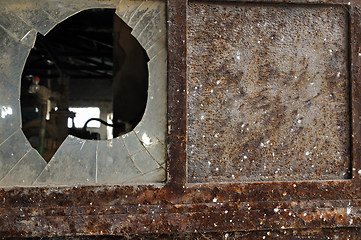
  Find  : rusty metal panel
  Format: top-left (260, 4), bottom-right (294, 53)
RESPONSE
top-left (187, 3), bottom-right (351, 182)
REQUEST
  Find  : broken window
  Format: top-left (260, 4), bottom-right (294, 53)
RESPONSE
top-left (21, 9), bottom-right (150, 160)
top-left (0, 0), bottom-right (167, 186)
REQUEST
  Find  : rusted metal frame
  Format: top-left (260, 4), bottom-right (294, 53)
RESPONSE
top-left (350, 4), bottom-right (361, 183)
top-left (1, 1), bottom-right (361, 238)
top-left (0, 180), bottom-right (361, 237)
top-left (167, 0), bottom-right (188, 189)
top-left (0, 181), bottom-right (359, 209)
top-left (189, 0), bottom-right (352, 5)
top-left (2, 194), bottom-right (361, 236)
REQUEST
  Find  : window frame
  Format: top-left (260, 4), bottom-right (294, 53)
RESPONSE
top-left (1, 0), bottom-right (361, 237)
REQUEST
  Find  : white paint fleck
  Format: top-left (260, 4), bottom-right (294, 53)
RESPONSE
top-left (347, 206), bottom-right (352, 215)
top-left (1, 106), bottom-right (13, 119)
top-left (142, 133), bottom-right (152, 146)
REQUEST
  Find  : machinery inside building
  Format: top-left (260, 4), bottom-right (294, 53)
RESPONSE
top-left (20, 9), bottom-right (149, 162)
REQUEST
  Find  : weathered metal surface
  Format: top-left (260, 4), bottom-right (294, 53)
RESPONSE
top-left (1, 0), bottom-right (361, 238)
top-left (4, 228), bottom-right (361, 239)
top-left (0, 181), bottom-right (361, 237)
top-left (350, 5), bottom-right (361, 182)
top-left (187, 3), bottom-right (351, 182)
top-left (1, 181), bottom-right (361, 237)
top-left (167, 0), bottom-right (188, 187)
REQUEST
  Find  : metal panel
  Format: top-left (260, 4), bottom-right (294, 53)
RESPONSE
top-left (187, 3), bottom-right (350, 182)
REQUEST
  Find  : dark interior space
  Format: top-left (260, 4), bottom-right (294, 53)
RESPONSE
top-left (21, 9), bottom-right (149, 162)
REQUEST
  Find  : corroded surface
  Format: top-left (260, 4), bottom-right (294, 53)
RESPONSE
top-left (4, 228), bottom-right (361, 239)
top-left (1, 0), bottom-right (361, 238)
top-left (187, 3), bottom-right (350, 182)
top-left (167, 0), bottom-right (188, 187)
top-left (1, 181), bottom-right (361, 237)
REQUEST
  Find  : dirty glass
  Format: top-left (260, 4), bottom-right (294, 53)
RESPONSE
top-left (187, 3), bottom-right (350, 182)
top-left (0, 0), bottom-right (167, 186)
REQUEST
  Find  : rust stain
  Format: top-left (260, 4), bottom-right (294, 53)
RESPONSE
top-left (0, 180), bottom-right (361, 237)
top-left (167, 0), bottom-right (188, 188)
top-left (187, 3), bottom-right (351, 183)
top-left (1, 0), bottom-right (361, 238)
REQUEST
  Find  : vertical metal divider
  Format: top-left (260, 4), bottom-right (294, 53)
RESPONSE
top-left (350, 4), bottom-right (361, 183)
top-left (167, 0), bottom-right (188, 189)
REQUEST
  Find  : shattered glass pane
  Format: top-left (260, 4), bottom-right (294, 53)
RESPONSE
top-left (0, 0), bottom-right (167, 186)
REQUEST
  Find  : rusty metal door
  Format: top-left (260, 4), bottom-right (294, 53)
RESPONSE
top-left (2, 0), bottom-right (361, 238)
